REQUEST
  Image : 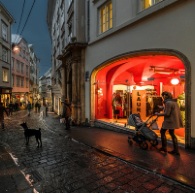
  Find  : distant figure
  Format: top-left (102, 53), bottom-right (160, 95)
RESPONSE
top-left (61, 99), bottom-right (72, 130)
top-left (0, 102), bottom-right (9, 129)
top-left (37, 101), bottom-right (41, 113)
top-left (26, 101), bottom-right (32, 116)
top-left (35, 101), bottom-right (38, 113)
top-left (8, 101), bottom-right (14, 116)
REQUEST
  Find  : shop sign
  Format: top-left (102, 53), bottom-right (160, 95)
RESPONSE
top-left (2, 89), bottom-right (11, 93)
top-left (132, 90), bottom-right (147, 120)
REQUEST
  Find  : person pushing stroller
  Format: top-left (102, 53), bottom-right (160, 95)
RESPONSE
top-left (155, 91), bottom-right (183, 155)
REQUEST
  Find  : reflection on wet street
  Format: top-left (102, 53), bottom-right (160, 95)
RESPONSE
top-left (0, 110), bottom-right (194, 192)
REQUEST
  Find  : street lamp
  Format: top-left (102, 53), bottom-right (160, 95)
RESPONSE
top-left (12, 43), bottom-right (20, 54)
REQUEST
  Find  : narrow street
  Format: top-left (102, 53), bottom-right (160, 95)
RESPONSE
top-left (0, 110), bottom-right (194, 193)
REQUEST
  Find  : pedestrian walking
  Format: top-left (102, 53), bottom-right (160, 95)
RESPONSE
top-left (61, 98), bottom-right (72, 130)
top-left (0, 102), bottom-right (9, 129)
top-left (26, 101), bottom-right (32, 116)
top-left (35, 101), bottom-right (38, 113)
top-left (37, 101), bottom-right (41, 113)
top-left (8, 101), bottom-right (14, 116)
top-left (155, 91), bottom-right (183, 155)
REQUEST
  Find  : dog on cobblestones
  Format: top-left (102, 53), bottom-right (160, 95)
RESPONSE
top-left (20, 122), bottom-right (42, 148)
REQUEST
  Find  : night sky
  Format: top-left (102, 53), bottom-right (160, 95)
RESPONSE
top-left (0, 0), bottom-right (51, 77)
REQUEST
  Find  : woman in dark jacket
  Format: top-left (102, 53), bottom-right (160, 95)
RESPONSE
top-left (0, 102), bottom-right (9, 129)
top-left (156, 91), bottom-right (183, 155)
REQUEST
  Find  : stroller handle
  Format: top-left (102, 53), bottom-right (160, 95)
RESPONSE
top-left (145, 114), bottom-right (159, 123)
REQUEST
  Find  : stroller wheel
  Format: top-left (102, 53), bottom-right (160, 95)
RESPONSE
top-left (151, 139), bottom-right (158, 146)
top-left (128, 137), bottom-right (133, 145)
top-left (140, 141), bottom-right (148, 150)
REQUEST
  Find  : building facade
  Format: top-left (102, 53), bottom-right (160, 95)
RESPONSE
top-left (0, 2), bottom-right (13, 107)
top-left (47, 0), bottom-right (195, 149)
top-left (47, 0), bottom-right (87, 116)
top-left (11, 34), bottom-right (31, 109)
top-left (28, 44), bottom-right (39, 106)
top-left (39, 67), bottom-right (52, 110)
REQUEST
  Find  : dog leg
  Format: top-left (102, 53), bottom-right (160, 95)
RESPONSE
top-left (39, 138), bottom-right (42, 147)
top-left (26, 136), bottom-right (29, 145)
top-left (36, 137), bottom-right (39, 148)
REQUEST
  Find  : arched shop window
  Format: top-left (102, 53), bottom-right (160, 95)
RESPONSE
top-left (94, 54), bottom-right (185, 126)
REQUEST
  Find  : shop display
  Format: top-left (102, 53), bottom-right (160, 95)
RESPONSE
top-left (177, 92), bottom-right (185, 126)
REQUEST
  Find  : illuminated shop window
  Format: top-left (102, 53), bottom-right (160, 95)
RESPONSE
top-left (2, 68), bottom-right (9, 82)
top-left (99, 1), bottom-right (113, 34)
top-left (142, 0), bottom-right (163, 9)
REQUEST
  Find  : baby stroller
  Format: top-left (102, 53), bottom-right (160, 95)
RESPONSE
top-left (127, 113), bottom-right (159, 150)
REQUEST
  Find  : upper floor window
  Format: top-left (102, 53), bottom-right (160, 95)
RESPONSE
top-left (16, 76), bottom-right (20, 87)
top-left (2, 68), bottom-right (9, 82)
top-left (26, 65), bottom-right (29, 76)
top-left (141, 0), bottom-right (163, 9)
top-left (16, 60), bottom-right (20, 73)
top-left (21, 62), bottom-right (24, 74)
top-left (2, 47), bottom-right (8, 62)
top-left (99, 1), bottom-right (113, 34)
top-left (1, 21), bottom-right (8, 41)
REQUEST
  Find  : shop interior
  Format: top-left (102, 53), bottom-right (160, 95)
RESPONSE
top-left (94, 54), bottom-right (185, 144)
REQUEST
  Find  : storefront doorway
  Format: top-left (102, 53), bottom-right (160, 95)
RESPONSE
top-left (92, 53), bottom-right (186, 144)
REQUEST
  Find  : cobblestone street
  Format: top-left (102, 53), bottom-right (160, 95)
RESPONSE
top-left (0, 110), bottom-right (194, 193)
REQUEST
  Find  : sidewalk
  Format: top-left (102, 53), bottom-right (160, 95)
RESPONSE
top-left (69, 126), bottom-right (195, 189)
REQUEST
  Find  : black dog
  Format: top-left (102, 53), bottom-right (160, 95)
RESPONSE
top-left (20, 122), bottom-right (42, 148)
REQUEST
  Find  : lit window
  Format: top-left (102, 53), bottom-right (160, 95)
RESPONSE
top-left (142, 0), bottom-right (163, 9)
top-left (2, 21), bottom-right (8, 41)
top-left (2, 68), bottom-right (9, 82)
top-left (99, 1), bottom-right (113, 34)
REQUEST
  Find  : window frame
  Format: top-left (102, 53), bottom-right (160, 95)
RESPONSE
top-left (98, 1), bottom-right (113, 35)
top-left (2, 47), bottom-right (8, 62)
top-left (2, 68), bottom-right (9, 82)
top-left (1, 20), bottom-right (8, 41)
top-left (141, 0), bottom-right (163, 10)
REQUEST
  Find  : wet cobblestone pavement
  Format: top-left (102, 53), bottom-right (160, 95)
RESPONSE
top-left (0, 110), bottom-right (195, 193)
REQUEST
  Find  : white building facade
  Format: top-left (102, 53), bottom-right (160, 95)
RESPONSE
top-left (47, 0), bottom-right (195, 149)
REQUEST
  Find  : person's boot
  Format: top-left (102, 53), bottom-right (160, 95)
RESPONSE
top-left (159, 132), bottom-right (167, 153)
top-left (168, 136), bottom-right (180, 156)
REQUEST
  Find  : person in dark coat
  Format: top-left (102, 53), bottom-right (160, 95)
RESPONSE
top-left (155, 91), bottom-right (183, 155)
top-left (26, 101), bottom-right (32, 116)
top-left (0, 102), bottom-right (9, 129)
top-left (61, 99), bottom-right (72, 130)
top-left (8, 101), bottom-right (14, 116)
